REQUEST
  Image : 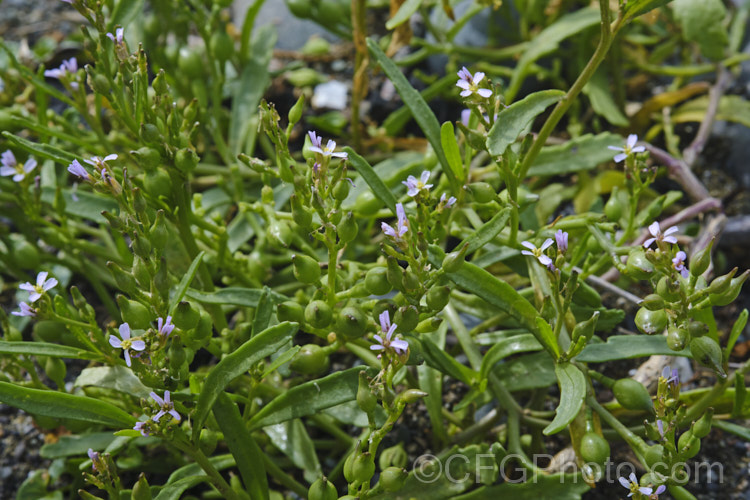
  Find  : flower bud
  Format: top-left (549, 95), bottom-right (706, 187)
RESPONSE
top-left (174, 148), bottom-right (198, 173)
top-left (612, 378), bottom-right (653, 412)
top-left (352, 452), bottom-right (375, 483)
top-left (709, 270), bottom-right (749, 307)
top-left (426, 286), bottom-right (451, 311)
top-left (277, 301), bottom-right (304, 324)
top-left (640, 294), bottom-right (665, 311)
top-left (466, 182), bottom-right (495, 203)
top-left (380, 467), bottom-right (407, 492)
top-left (379, 443), bottom-right (408, 470)
top-left (689, 336), bottom-right (726, 377)
top-left (267, 220), bottom-right (293, 248)
top-left (150, 210), bottom-right (169, 250)
top-left (634, 307), bottom-right (668, 335)
top-left (356, 370), bottom-right (377, 414)
top-left (292, 254), bottom-right (321, 284)
top-left (442, 243), bottom-right (469, 273)
top-left (287, 94), bottom-right (305, 128)
top-left (308, 476), bottom-right (337, 500)
top-left (133, 147), bottom-right (161, 170)
top-left (132, 473), bottom-right (152, 500)
top-left (290, 344), bottom-right (330, 375)
top-left (692, 407), bottom-right (713, 438)
top-left (173, 301), bottom-right (200, 330)
top-left (365, 267), bottom-right (392, 296)
top-left (332, 178), bottom-right (350, 201)
top-left (689, 239), bottom-right (714, 277)
top-left (338, 211), bottom-right (358, 244)
top-left (571, 311), bottom-right (599, 343)
top-left (336, 306), bottom-right (367, 340)
top-left (107, 261), bottom-right (137, 294)
top-left (626, 249), bottom-right (654, 280)
top-left (305, 300), bottom-right (332, 329)
top-left (116, 295), bottom-right (152, 330)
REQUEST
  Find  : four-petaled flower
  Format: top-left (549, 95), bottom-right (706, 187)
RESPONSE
top-left (109, 323), bottom-right (146, 367)
top-left (1, 150), bottom-right (37, 182)
top-left (133, 420), bottom-right (151, 436)
top-left (308, 131), bottom-right (347, 159)
top-left (67, 159), bottom-right (90, 180)
top-left (643, 222), bottom-right (678, 249)
top-left (555, 230), bottom-right (569, 254)
top-left (646, 485), bottom-right (666, 499)
top-left (12, 302), bottom-right (37, 317)
top-left (19, 271), bottom-right (58, 303)
top-left (672, 250), bottom-right (689, 278)
top-left (371, 311), bottom-right (409, 356)
top-left (106, 27), bottom-right (124, 44)
top-left (157, 316), bottom-right (175, 337)
top-left (521, 239), bottom-right (554, 267)
top-left (608, 134), bottom-right (646, 163)
top-left (149, 390), bottom-right (181, 422)
top-left (456, 67), bottom-right (492, 98)
top-left (382, 202), bottom-right (409, 241)
top-left (440, 192), bottom-right (457, 208)
top-left (618, 472), bottom-right (653, 497)
top-left (44, 58), bottom-right (78, 89)
top-left (661, 366), bottom-right (679, 386)
top-left (87, 448), bottom-right (100, 471)
top-left (84, 154), bottom-right (118, 169)
top-left (403, 171), bottom-right (433, 197)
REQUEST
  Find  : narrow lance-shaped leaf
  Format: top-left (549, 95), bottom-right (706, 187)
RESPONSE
top-left (575, 335), bottom-right (692, 362)
top-left (344, 147), bottom-right (398, 214)
top-left (543, 363), bottom-right (586, 435)
top-left (186, 287), bottom-right (288, 307)
top-left (0, 341), bottom-right (97, 360)
top-left (385, 0), bottom-right (422, 29)
top-left (169, 251), bottom-right (204, 313)
top-left (457, 208), bottom-right (511, 256)
top-left (441, 121), bottom-right (465, 184)
top-left (192, 322), bottom-right (298, 440)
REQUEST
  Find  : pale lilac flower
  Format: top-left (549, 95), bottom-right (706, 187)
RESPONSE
top-left (521, 239), bottom-right (554, 267)
top-left (12, 302), bottom-right (37, 317)
top-left (661, 366), bottom-right (679, 386)
top-left (656, 419), bottom-right (665, 439)
top-left (608, 134), bottom-right (646, 163)
top-left (555, 230), bottom-right (568, 254)
top-left (381, 202), bottom-right (409, 241)
top-left (83, 154), bottom-right (118, 169)
top-left (308, 131), bottom-right (347, 159)
top-left (371, 311), bottom-right (408, 356)
top-left (67, 159), bottom-right (90, 180)
top-left (456, 67), bottom-right (492, 98)
top-left (149, 390), bottom-right (181, 422)
top-left (109, 323), bottom-right (146, 367)
top-left (440, 192), bottom-right (456, 208)
top-left (133, 421), bottom-right (150, 436)
top-left (643, 222), bottom-right (678, 249)
top-left (157, 316), bottom-right (174, 337)
top-left (618, 473), bottom-right (653, 497)
top-left (403, 171), bottom-right (433, 197)
top-left (87, 448), bottom-right (100, 471)
top-left (19, 271), bottom-right (58, 303)
top-left (672, 250), bottom-right (689, 278)
top-left (44, 58), bottom-right (78, 89)
top-left (648, 485), bottom-right (666, 499)
top-left (460, 109), bottom-right (471, 126)
top-left (1, 150), bottom-right (37, 182)
top-left (106, 28), bottom-right (124, 44)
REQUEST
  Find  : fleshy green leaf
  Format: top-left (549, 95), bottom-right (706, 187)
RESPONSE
top-left (673, 0), bottom-right (728, 60)
top-left (169, 251), bottom-right (204, 314)
top-left (543, 363), bottom-right (586, 435)
top-left (186, 286), bottom-right (288, 307)
top-left (213, 393), bottom-right (269, 500)
top-left (575, 335), bottom-right (691, 362)
top-left (583, 69), bottom-right (629, 127)
top-left (164, 454), bottom-right (236, 484)
top-left (252, 286), bottom-right (273, 336)
top-left (40, 187), bottom-right (118, 224)
top-left (0, 382), bottom-right (135, 428)
top-left (419, 336), bottom-right (476, 384)
top-left (344, 147), bottom-right (398, 214)
top-left (385, 0), bottom-right (421, 29)
top-left (458, 208), bottom-right (511, 256)
top-left (623, 0), bottom-right (672, 20)
top-left (109, 0), bottom-right (145, 30)
top-left (154, 477), bottom-right (208, 500)
top-left (441, 121), bottom-right (465, 184)
top-left (479, 334), bottom-right (543, 381)
top-left (727, 309), bottom-right (749, 361)
top-left (192, 322), bottom-right (298, 440)
top-left (0, 341), bottom-right (97, 360)
top-left (249, 366), bottom-right (378, 430)
top-left (264, 420), bottom-right (321, 483)
top-left (74, 365), bottom-right (151, 399)
top-left (367, 38), bottom-right (459, 193)
top-left (493, 352), bottom-right (557, 391)
top-left (2, 131), bottom-right (78, 165)
top-left (529, 133), bottom-right (626, 176)
top-left (40, 432), bottom-right (116, 459)
top-left (486, 89), bottom-right (565, 157)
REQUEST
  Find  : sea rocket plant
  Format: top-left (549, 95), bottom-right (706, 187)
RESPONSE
top-left (308, 131), bottom-right (347, 159)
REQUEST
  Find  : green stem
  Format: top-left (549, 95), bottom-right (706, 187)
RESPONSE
top-left (171, 437), bottom-right (240, 500)
top-left (587, 395), bottom-right (647, 454)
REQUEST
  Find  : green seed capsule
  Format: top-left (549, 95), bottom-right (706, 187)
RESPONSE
top-left (689, 239), bottom-right (714, 277)
top-left (380, 467), bottom-right (407, 492)
top-left (687, 320), bottom-right (708, 338)
top-left (199, 428), bottom-right (219, 456)
top-left (365, 267), bottom-right (392, 296)
top-left (635, 307), bottom-right (668, 335)
top-left (174, 148), bottom-right (199, 173)
top-left (604, 187), bottom-right (624, 222)
top-left (44, 357), bottom-right (66, 389)
top-left (290, 344), bottom-right (330, 375)
top-left (356, 370), bottom-right (377, 414)
top-left (290, 194), bottom-right (312, 230)
top-left (267, 220), bottom-right (293, 248)
top-left (193, 311), bottom-right (213, 341)
top-left (292, 254), bottom-right (321, 284)
top-left (677, 430), bottom-right (700, 459)
top-left (426, 286), bottom-right (451, 311)
top-left (308, 476), bottom-right (337, 500)
top-left (352, 452), bottom-right (376, 484)
top-left (116, 295), bottom-right (152, 330)
top-left (277, 301), bottom-right (304, 324)
top-left (287, 94), bottom-right (305, 127)
top-left (442, 244), bottom-right (469, 273)
top-left (174, 301), bottom-right (200, 330)
top-left (643, 444), bottom-right (664, 469)
top-left (343, 450), bottom-right (356, 483)
top-left (107, 261), bottom-right (137, 294)
top-left (209, 31), bottom-right (234, 62)
top-left (338, 211), bottom-right (358, 244)
top-left (396, 389), bottom-right (427, 404)
top-left (626, 249), bottom-right (654, 280)
top-left (132, 473), bottom-right (152, 500)
top-left (692, 407), bottom-right (713, 438)
top-left (467, 182), bottom-right (496, 203)
top-left (169, 342), bottom-right (187, 370)
top-left (305, 300), bottom-right (332, 329)
top-left (150, 210), bottom-right (169, 250)
top-left (379, 443), bottom-right (408, 470)
top-left (709, 270), bottom-right (749, 307)
top-left (132, 257), bottom-right (151, 288)
top-left (336, 306), bottom-right (367, 340)
top-left (133, 147), bottom-right (161, 170)
top-left (579, 432), bottom-right (610, 466)
top-left (689, 336), bottom-right (725, 377)
top-left (667, 324), bottom-right (689, 351)
top-left (177, 47), bottom-right (204, 79)
top-left (140, 123), bottom-right (161, 144)
top-left (332, 178), bottom-right (351, 201)
top-left (354, 190), bottom-right (381, 216)
top-left (143, 169), bottom-right (172, 200)
top-left (386, 256), bottom-right (404, 291)
top-left (640, 294), bottom-right (665, 311)
top-left (612, 378), bottom-right (653, 412)
top-left (394, 306), bottom-right (419, 333)
top-left (656, 276), bottom-right (681, 302)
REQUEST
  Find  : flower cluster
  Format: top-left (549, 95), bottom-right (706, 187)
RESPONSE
top-left (133, 391), bottom-right (181, 436)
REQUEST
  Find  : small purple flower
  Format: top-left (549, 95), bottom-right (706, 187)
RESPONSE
top-left (554, 230), bottom-right (568, 254)
top-left (440, 192), bottom-right (457, 208)
top-left (402, 171), bottom-right (433, 197)
top-left (67, 159), bottom-right (90, 180)
top-left (44, 58), bottom-right (79, 89)
top-left (644, 222), bottom-right (678, 249)
top-left (133, 421), bottom-right (151, 437)
top-left (1, 150), bottom-right (37, 182)
top-left (106, 28), bottom-right (124, 44)
top-left (661, 366), bottom-right (679, 386)
top-left (381, 202), bottom-right (409, 241)
top-left (460, 109), bottom-right (471, 127)
top-left (12, 302), bottom-right (37, 317)
top-left (456, 67), bottom-right (492, 98)
top-left (618, 472), bottom-right (653, 497)
top-left (19, 271), bottom-right (58, 303)
top-left (608, 134), bottom-right (646, 163)
top-left (308, 131), bottom-right (323, 150)
top-left (308, 131), bottom-right (347, 159)
top-left (109, 323), bottom-right (146, 367)
top-left (648, 485), bottom-right (666, 499)
top-left (149, 390), bottom-right (181, 422)
top-left (672, 250), bottom-right (689, 278)
top-left (656, 419), bottom-right (665, 439)
top-left (83, 154), bottom-right (118, 169)
top-left (87, 448), bottom-right (100, 471)
top-left (521, 239), bottom-right (554, 267)
top-left (157, 316), bottom-right (175, 337)
top-left (371, 311), bottom-right (409, 356)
